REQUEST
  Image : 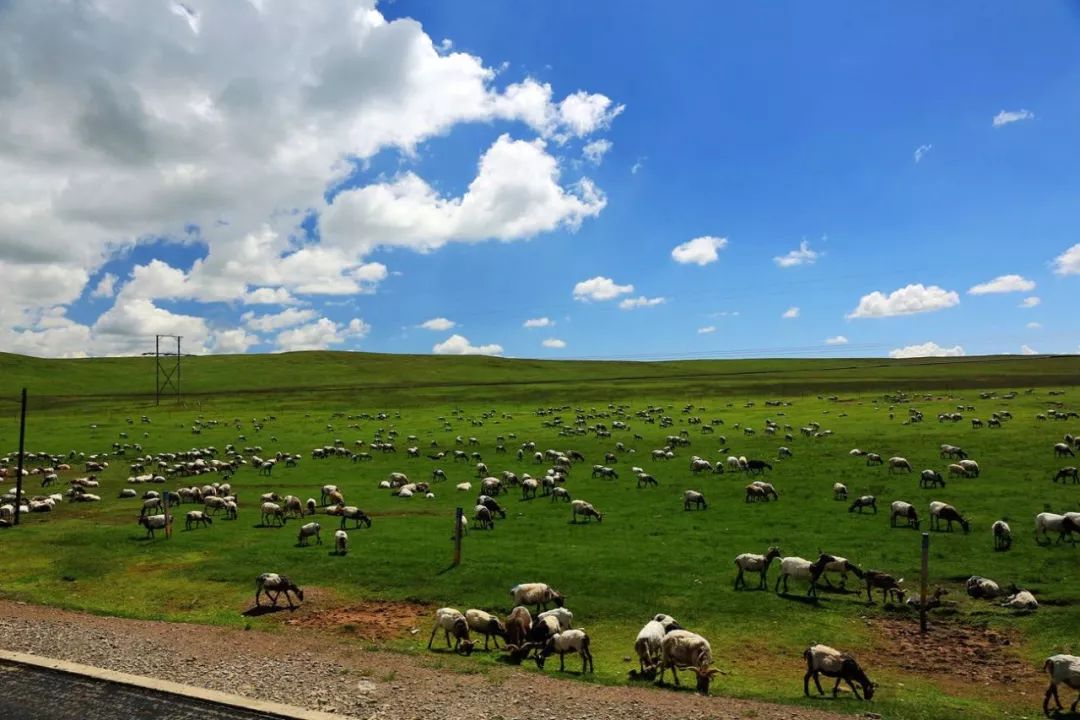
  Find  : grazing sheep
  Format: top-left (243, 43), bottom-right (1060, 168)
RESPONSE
top-left (550, 486), bottom-right (571, 502)
top-left (890, 501), bottom-right (920, 529)
top-left (745, 459), bottom-right (772, 474)
top-left (306, 498), bottom-right (317, 515)
top-left (803, 644), bottom-right (875, 700)
top-left (138, 513), bottom-right (171, 538)
top-left (775, 554), bottom-right (836, 597)
top-left (140, 497), bottom-right (163, 517)
top-left (958, 459), bottom-right (980, 477)
top-left (455, 482), bottom-right (472, 492)
top-left (865, 453), bottom-right (883, 466)
top-left (888, 456), bottom-right (912, 473)
top-left (656, 630), bottom-right (720, 695)
top-left (863, 570), bottom-right (904, 604)
top-left (119, 488), bottom-right (138, 499)
top-left (571, 499), bottom-right (602, 523)
top-left (184, 510), bottom-right (212, 530)
top-left (683, 490), bottom-right (706, 511)
top-left (849, 495), bottom-right (877, 514)
top-left (465, 609), bottom-right (507, 650)
top-left (510, 583), bottom-right (564, 612)
top-left (636, 473), bottom-right (658, 488)
top-left (965, 576), bottom-right (1000, 599)
top-left (1055, 442), bottom-right (1075, 458)
top-left (427, 608), bottom-right (475, 655)
top-left (1042, 654), bottom-right (1080, 716)
top-left (337, 506), bottom-right (371, 529)
top-left (535, 629), bottom-right (594, 673)
top-left (633, 614), bottom-right (682, 675)
top-left (929, 500), bottom-right (970, 533)
top-left (1054, 467), bottom-right (1080, 484)
top-left (537, 607), bottom-right (574, 632)
top-left (297, 521), bottom-right (321, 546)
top-left (920, 469), bottom-right (946, 488)
top-left (1002, 588), bottom-right (1038, 610)
top-left (521, 478), bottom-right (539, 499)
top-left (504, 606), bottom-right (532, 649)
top-left (283, 495), bottom-right (304, 519)
top-left (260, 502), bottom-right (286, 527)
top-left (473, 505), bottom-right (495, 530)
top-left (254, 573), bottom-right (303, 608)
top-left (832, 483), bottom-right (848, 500)
top-left (733, 547), bottom-right (782, 590)
top-left (334, 529), bottom-right (348, 555)
top-left (992, 520), bottom-right (1012, 551)
top-left (1035, 512), bottom-right (1078, 545)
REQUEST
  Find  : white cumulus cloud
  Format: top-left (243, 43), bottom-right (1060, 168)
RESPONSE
top-left (774, 240), bottom-right (820, 268)
top-left (242, 308), bottom-right (317, 333)
top-left (993, 109), bottom-right (1035, 127)
top-left (968, 274), bottom-right (1036, 294)
top-left (1020, 296), bottom-right (1041, 308)
top-left (889, 342), bottom-right (966, 359)
top-left (213, 328), bottom-right (260, 354)
top-left (542, 338), bottom-right (566, 348)
top-left (671, 236), bottom-right (728, 266)
top-left (619, 296), bottom-right (666, 310)
top-left (782, 306), bottom-right (800, 319)
top-left (523, 317), bottom-right (553, 328)
top-left (1052, 243), bottom-right (1080, 276)
top-left (573, 276), bottom-right (634, 302)
top-left (432, 334), bottom-right (503, 356)
top-left (1020, 344), bottom-right (1038, 355)
top-left (1027, 322), bottom-right (1042, 329)
top-left (90, 273), bottom-right (117, 299)
top-left (847, 284), bottom-right (960, 319)
top-left (697, 326), bottom-right (716, 334)
top-left (275, 317), bottom-right (369, 352)
top-left (582, 139), bottom-right (612, 165)
top-left (825, 335), bottom-right (848, 345)
top-left (419, 317), bottom-right (456, 331)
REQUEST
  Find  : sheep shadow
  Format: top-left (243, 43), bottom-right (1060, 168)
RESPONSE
top-left (775, 592), bottom-right (823, 606)
top-left (241, 605), bottom-right (294, 617)
top-left (1045, 712), bottom-right (1080, 720)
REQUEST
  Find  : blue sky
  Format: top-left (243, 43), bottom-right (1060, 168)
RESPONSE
top-left (1, 1), bottom-right (1078, 358)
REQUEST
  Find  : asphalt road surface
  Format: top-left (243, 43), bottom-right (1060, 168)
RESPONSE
top-left (0, 660), bottom-right (286, 720)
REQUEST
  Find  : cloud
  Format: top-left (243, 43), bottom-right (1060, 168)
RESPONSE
top-left (91, 273), bottom-right (117, 299)
top-left (914, 144), bottom-right (933, 163)
top-left (541, 338), bottom-right (566, 348)
top-left (1020, 344), bottom-right (1038, 355)
top-left (213, 328), bottom-right (260, 354)
top-left (630, 157), bottom-right (645, 175)
top-left (711, 310), bottom-right (740, 318)
top-left (992, 109), bottom-right (1035, 127)
top-left (523, 317), bottom-right (553, 328)
top-left (573, 276), bottom-right (634, 302)
top-left (432, 334), bottom-right (503, 355)
top-left (889, 341), bottom-right (966, 359)
top-left (582, 139), bottom-right (612, 164)
top-left (968, 274), bottom-right (1036, 294)
top-left (1020, 296), bottom-right (1041, 308)
top-left (782, 306), bottom-right (800, 319)
top-left (419, 317), bottom-right (456, 331)
top-left (242, 308), bottom-right (317, 333)
top-left (697, 326), bottom-right (716, 334)
top-left (275, 317), bottom-right (369, 352)
top-left (243, 287), bottom-right (298, 305)
top-left (773, 240), bottom-right (820, 268)
top-left (671, 236), bottom-right (728, 266)
top-left (825, 335), bottom-right (848, 345)
top-left (847, 284), bottom-right (960, 319)
top-left (1026, 322), bottom-right (1042, 329)
top-left (619, 296), bottom-right (666, 310)
top-left (1052, 243), bottom-right (1080, 276)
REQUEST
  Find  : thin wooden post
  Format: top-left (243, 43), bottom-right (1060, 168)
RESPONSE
top-left (453, 507), bottom-right (463, 566)
top-left (13, 388), bottom-right (27, 526)
top-left (920, 532), bottom-right (930, 634)
top-left (163, 495), bottom-right (171, 540)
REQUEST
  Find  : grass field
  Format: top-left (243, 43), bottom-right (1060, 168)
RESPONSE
top-left (2, 351), bottom-right (1080, 719)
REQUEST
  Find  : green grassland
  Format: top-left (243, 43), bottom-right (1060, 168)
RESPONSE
top-left (2, 351), bottom-right (1080, 719)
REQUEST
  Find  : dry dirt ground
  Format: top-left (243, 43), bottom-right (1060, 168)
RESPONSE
top-left (0, 597), bottom-right (853, 720)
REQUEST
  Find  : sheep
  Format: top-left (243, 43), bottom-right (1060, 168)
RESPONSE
top-left (958, 459), bottom-right (980, 477)
top-left (1002, 588), bottom-right (1038, 610)
top-left (465, 609), bottom-right (507, 650)
top-left (297, 521), bottom-right (322, 546)
top-left (473, 505), bottom-right (494, 530)
top-left (965, 575), bottom-right (1000, 599)
top-left (118, 488), bottom-right (138, 498)
top-left (849, 495), bottom-right (877, 514)
top-left (510, 583), bottom-right (564, 612)
top-left (306, 498), bottom-right (317, 515)
top-left (733, 547), bottom-right (781, 590)
top-left (1055, 442), bottom-right (1075, 458)
top-left (633, 614), bottom-right (682, 676)
top-left (778, 446), bottom-right (793, 459)
top-left (863, 570), bottom-right (904, 604)
top-left (334, 529), bottom-right (348, 555)
top-left (818, 555), bottom-right (863, 589)
top-left (427, 608), bottom-right (475, 655)
top-left (260, 502), bottom-right (286, 527)
top-left (655, 630), bottom-right (721, 695)
top-left (535, 629), bottom-right (594, 673)
top-left (550, 486), bottom-right (571, 502)
top-left (1035, 512), bottom-right (1078, 545)
top-left (803, 644), bottom-right (875, 700)
top-left (683, 490), bottom-right (706, 511)
top-left (929, 500), bottom-right (970, 533)
top-left (744, 483), bottom-right (771, 502)
top-left (746, 459), bottom-right (772, 474)
top-left (504, 606), bottom-right (532, 649)
top-left (455, 482), bottom-right (472, 492)
top-left (920, 469), bottom-right (946, 488)
top-left (832, 482), bottom-right (848, 500)
top-left (283, 495), bottom-right (304, 519)
top-left (184, 510), bottom-right (212, 530)
top-left (337, 506), bottom-right (371, 529)
top-left (865, 453), bottom-right (883, 466)
top-left (138, 513), bottom-right (171, 538)
top-left (992, 520), bottom-right (1012, 550)
top-left (1042, 654), bottom-right (1080, 716)
top-left (774, 554), bottom-right (836, 597)
top-left (140, 497), bottom-right (163, 517)
top-left (888, 456), bottom-right (912, 473)
top-left (571, 499), bottom-right (602, 523)
top-left (890, 501), bottom-right (919, 529)
top-left (521, 478), bottom-right (539, 499)
top-left (1054, 466), bottom-right (1080, 484)
top-left (254, 573), bottom-right (304, 609)
top-left (224, 500), bottom-right (238, 520)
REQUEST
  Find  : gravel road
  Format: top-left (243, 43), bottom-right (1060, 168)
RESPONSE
top-left (0, 600), bottom-right (847, 720)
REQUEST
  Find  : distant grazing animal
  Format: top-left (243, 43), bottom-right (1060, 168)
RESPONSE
top-left (1042, 654), bottom-right (1080, 716)
top-left (254, 573), bottom-right (303, 608)
top-left (992, 520), bottom-right (1012, 551)
top-left (890, 501), bottom-right (919, 529)
top-left (655, 630), bottom-right (720, 695)
top-left (683, 490), bottom-right (706, 511)
top-left (427, 608), bottom-right (475, 655)
top-left (832, 483), bottom-right (848, 500)
top-left (919, 470), bottom-right (945, 488)
top-left (1054, 467), bottom-right (1079, 484)
top-left (849, 495), bottom-right (877, 514)
top-left (733, 547), bottom-right (782, 590)
top-left (803, 644), bottom-right (875, 700)
top-left (888, 457), bottom-right (912, 473)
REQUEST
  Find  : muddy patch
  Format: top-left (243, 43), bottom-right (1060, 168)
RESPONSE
top-left (285, 599), bottom-right (432, 642)
top-left (868, 617), bottom-right (1041, 687)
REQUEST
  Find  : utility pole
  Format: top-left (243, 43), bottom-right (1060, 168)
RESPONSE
top-left (453, 507), bottom-right (463, 566)
top-left (13, 388), bottom-right (26, 526)
top-left (920, 532), bottom-right (930, 634)
top-left (154, 335), bottom-right (182, 405)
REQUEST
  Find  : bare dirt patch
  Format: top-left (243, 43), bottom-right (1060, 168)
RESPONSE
top-left (285, 599), bottom-right (432, 642)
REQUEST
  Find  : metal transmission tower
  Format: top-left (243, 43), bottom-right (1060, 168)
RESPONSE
top-left (153, 335), bottom-right (182, 405)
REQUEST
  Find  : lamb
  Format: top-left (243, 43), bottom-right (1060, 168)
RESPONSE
top-left (888, 456), bottom-right (912, 473)
top-left (733, 547), bottom-right (781, 590)
top-left (184, 510), bottom-right (212, 530)
top-left (655, 630), bottom-right (721, 695)
top-left (427, 608), bottom-right (475, 655)
top-left (1002, 588), bottom-right (1038, 610)
top-left (297, 521), bottom-right (322, 546)
top-left (138, 513), bottom-right (171, 538)
top-left (803, 644), bottom-right (875, 700)
top-left (849, 495), bottom-right (877, 514)
top-left (992, 520), bottom-right (1012, 550)
top-left (683, 490), bottom-right (706, 511)
top-left (832, 482), bottom-right (848, 500)
top-left (965, 576), bottom-right (1000, 599)
top-left (1042, 654), bottom-right (1080, 716)
top-left (535, 629), bottom-right (594, 673)
top-left (571, 499), bottom-right (602, 523)
top-left (465, 609), bottom-right (507, 650)
top-left (510, 583), bottom-right (564, 612)
top-left (537, 607), bottom-right (574, 632)
top-left (929, 500), bottom-right (970, 533)
top-left (260, 501), bottom-right (286, 527)
top-left (254, 573), bottom-right (304, 609)
top-left (633, 614), bottom-right (682, 675)
top-left (890, 501), bottom-right (919, 529)
top-left (337, 506), bottom-right (372, 529)
top-left (334, 529), bottom-right (348, 555)
top-left (863, 570), bottom-right (904, 604)
top-left (920, 469), bottom-right (946, 488)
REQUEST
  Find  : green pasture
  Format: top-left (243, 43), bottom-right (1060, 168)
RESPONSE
top-left (1, 351), bottom-right (1079, 719)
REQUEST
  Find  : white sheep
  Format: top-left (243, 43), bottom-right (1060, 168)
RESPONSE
top-left (297, 521), bottom-right (322, 546)
top-left (683, 490), bottom-right (706, 510)
top-left (138, 513), bottom-right (171, 538)
top-left (260, 501), bottom-right (286, 527)
top-left (656, 630), bottom-right (720, 694)
top-left (734, 547), bottom-right (782, 589)
top-left (832, 482), bottom-right (848, 500)
top-left (1035, 512), bottom-right (1077, 545)
top-left (888, 456), bottom-right (912, 472)
top-left (334, 529), bottom-right (348, 555)
top-left (965, 576), bottom-right (1000, 599)
top-left (633, 614), bottom-right (681, 675)
top-left (992, 520), bottom-right (1012, 550)
top-left (254, 573), bottom-right (303, 608)
top-left (536, 607), bottom-right (574, 631)
top-left (803, 644), bottom-right (875, 700)
top-left (571, 499), bottom-right (602, 523)
top-left (535, 629), bottom-right (593, 673)
top-left (455, 482), bottom-right (472, 492)
top-left (465, 608), bottom-right (507, 650)
top-left (184, 510), bottom-right (212, 530)
top-left (1042, 654), bottom-right (1080, 715)
top-left (510, 583), bottom-right (564, 612)
top-left (1001, 589), bottom-right (1038, 610)
top-left (427, 607), bottom-right (474, 655)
